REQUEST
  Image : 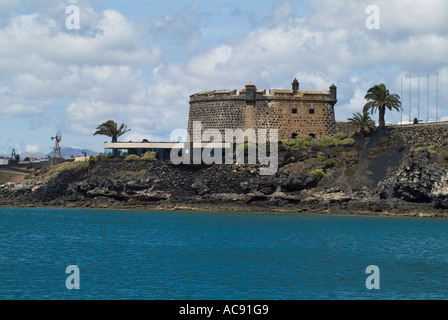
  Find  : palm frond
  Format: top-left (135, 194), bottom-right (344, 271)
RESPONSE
top-left (363, 83), bottom-right (401, 129)
top-left (93, 120), bottom-right (131, 142)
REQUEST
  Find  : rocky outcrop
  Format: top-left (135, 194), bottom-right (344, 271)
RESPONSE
top-left (0, 160), bottom-right (317, 206)
top-left (273, 172), bottom-right (322, 191)
top-left (378, 149), bottom-right (448, 208)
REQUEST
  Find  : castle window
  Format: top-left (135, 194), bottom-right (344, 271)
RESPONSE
top-left (309, 108), bottom-right (315, 115)
top-left (292, 108), bottom-right (297, 114)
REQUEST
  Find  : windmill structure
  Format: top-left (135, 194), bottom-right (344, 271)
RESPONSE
top-left (51, 131), bottom-right (62, 158)
top-left (10, 149), bottom-right (17, 160)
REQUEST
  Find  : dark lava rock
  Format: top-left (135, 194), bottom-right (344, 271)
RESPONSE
top-left (378, 149), bottom-right (448, 208)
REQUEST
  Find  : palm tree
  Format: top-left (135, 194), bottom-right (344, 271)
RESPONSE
top-left (93, 120), bottom-right (131, 142)
top-left (348, 111), bottom-right (376, 135)
top-left (363, 83), bottom-right (401, 129)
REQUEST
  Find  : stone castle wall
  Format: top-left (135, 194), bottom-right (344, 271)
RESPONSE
top-left (335, 121), bottom-right (448, 143)
top-left (187, 81), bottom-right (338, 142)
top-left (335, 122), bottom-right (359, 138)
top-left (391, 122), bottom-right (448, 148)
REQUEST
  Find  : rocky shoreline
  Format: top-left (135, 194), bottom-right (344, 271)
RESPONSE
top-left (1, 129), bottom-right (448, 218)
top-left (1, 193), bottom-right (446, 218)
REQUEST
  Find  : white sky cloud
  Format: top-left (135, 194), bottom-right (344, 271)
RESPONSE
top-left (0, 0), bottom-right (447, 154)
top-left (25, 143), bottom-right (41, 153)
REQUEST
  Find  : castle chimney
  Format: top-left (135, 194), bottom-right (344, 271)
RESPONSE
top-left (245, 81), bottom-right (256, 103)
top-left (329, 84), bottom-right (337, 101)
top-left (292, 78), bottom-right (299, 95)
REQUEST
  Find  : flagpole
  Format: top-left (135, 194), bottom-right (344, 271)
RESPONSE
top-left (436, 72), bottom-right (439, 122)
top-left (418, 75), bottom-right (420, 122)
top-left (409, 76), bottom-right (412, 123)
top-left (401, 77), bottom-right (403, 125)
top-left (427, 74), bottom-right (429, 123)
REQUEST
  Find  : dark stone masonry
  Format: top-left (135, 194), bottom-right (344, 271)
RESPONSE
top-left (187, 79), bottom-right (338, 141)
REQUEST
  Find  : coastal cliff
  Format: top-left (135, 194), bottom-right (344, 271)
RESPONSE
top-left (1, 127), bottom-right (448, 217)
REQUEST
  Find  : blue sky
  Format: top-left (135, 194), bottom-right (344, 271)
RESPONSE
top-left (0, 0), bottom-right (447, 155)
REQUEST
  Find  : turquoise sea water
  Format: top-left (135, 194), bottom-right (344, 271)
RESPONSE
top-left (0, 207), bottom-right (447, 300)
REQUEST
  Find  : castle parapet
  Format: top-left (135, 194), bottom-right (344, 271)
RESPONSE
top-left (190, 87), bottom-right (335, 102)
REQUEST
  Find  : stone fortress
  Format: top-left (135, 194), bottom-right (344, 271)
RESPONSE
top-left (187, 79), bottom-right (338, 142)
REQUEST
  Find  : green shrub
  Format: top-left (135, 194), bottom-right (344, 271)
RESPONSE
top-left (277, 136), bottom-right (316, 150)
top-left (318, 133), bottom-right (348, 147)
top-left (95, 153), bottom-right (106, 161)
top-left (125, 154), bottom-right (140, 161)
top-left (141, 151), bottom-right (158, 160)
top-left (341, 138), bottom-right (355, 146)
top-left (310, 168), bottom-right (326, 176)
top-left (299, 139), bottom-right (313, 150)
top-left (323, 159), bottom-right (336, 167)
top-left (333, 132), bottom-right (347, 140)
top-left (427, 145), bottom-right (437, 155)
top-left (75, 160), bottom-right (90, 169)
top-left (318, 136), bottom-right (338, 147)
top-left (317, 152), bottom-right (325, 162)
top-left (290, 136), bottom-right (314, 150)
top-left (310, 140), bottom-right (320, 151)
top-left (303, 136), bottom-right (314, 142)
